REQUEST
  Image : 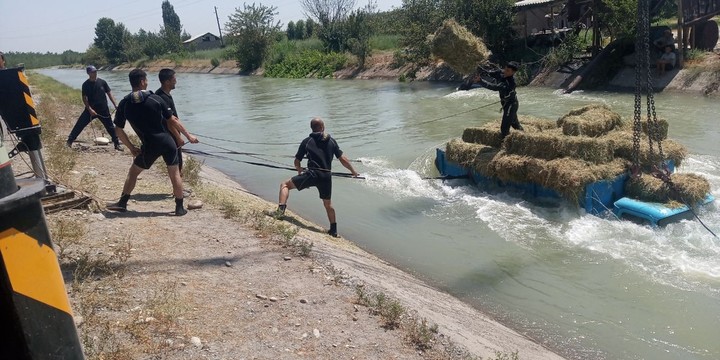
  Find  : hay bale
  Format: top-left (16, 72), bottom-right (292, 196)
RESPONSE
top-left (503, 131), bottom-right (614, 163)
top-left (446, 138), bottom-right (487, 167)
top-left (604, 130), bottom-right (687, 166)
top-left (462, 126), bottom-right (502, 147)
top-left (462, 116), bottom-right (558, 147)
top-left (617, 117), bottom-right (669, 141)
top-left (488, 153), bottom-right (628, 200)
top-left (557, 104), bottom-right (623, 137)
top-left (429, 19), bottom-right (490, 74)
top-left (472, 146), bottom-right (501, 176)
top-left (625, 173), bottom-right (710, 205)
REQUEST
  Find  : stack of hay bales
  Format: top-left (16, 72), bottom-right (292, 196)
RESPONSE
top-left (445, 104), bottom-right (710, 205)
top-left (428, 19), bottom-right (490, 75)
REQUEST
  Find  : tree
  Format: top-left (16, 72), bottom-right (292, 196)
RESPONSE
top-left (225, 2), bottom-right (282, 71)
top-left (398, 0), bottom-right (449, 63)
top-left (597, 0), bottom-right (638, 40)
top-left (93, 17), bottom-right (130, 64)
top-left (306, 18), bottom-right (316, 38)
top-left (449, 0), bottom-right (515, 54)
top-left (161, 0), bottom-right (185, 53)
top-left (301, 0), bottom-right (356, 51)
top-left (345, 8), bottom-right (373, 67)
top-left (287, 21), bottom-right (296, 40)
top-left (295, 19), bottom-right (306, 40)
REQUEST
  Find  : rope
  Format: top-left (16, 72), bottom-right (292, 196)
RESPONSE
top-left (193, 100), bottom-right (501, 145)
top-left (183, 148), bottom-right (365, 180)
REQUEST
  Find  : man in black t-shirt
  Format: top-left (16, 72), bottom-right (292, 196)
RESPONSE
top-left (66, 65), bottom-right (121, 149)
top-left (155, 68), bottom-right (198, 174)
top-left (273, 117), bottom-right (359, 237)
top-left (107, 69), bottom-right (187, 216)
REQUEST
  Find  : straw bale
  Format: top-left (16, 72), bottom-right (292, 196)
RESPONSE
top-left (488, 153), bottom-right (628, 200)
top-left (472, 146), bottom-right (502, 176)
top-left (462, 116), bottom-right (558, 147)
top-left (445, 138), bottom-right (487, 167)
top-left (625, 173), bottom-right (710, 205)
top-left (503, 131), bottom-right (614, 163)
top-left (429, 19), bottom-right (490, 74)
top-left (462, 126), bottom-right (503, 148)
top-left (617, 117), bottom-right (669, 141)
top-left (557, 104), bottom-right (623, 137)
top-left (604, 130), bottom-right (687, 166)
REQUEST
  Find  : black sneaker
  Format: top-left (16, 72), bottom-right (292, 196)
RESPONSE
top-left (107, 202), bottom-right (127, 212)
top-left (175, 207), bottom-right (187, 216)
top-left (328, 230), bottom-right (339, 238)
top-left (114, 144), bottom-right (123, 151)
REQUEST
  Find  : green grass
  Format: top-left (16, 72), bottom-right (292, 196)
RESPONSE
top-left (183, 48), bottom-right (227, 60)
top-left (27, 72), bottom-right (81, 104)
top-left (370, 34), bottom-right (401, 51)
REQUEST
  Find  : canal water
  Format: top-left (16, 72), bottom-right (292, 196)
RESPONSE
top-left (39, 69), bottom-right (720, 360)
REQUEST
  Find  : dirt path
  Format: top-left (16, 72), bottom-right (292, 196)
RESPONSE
top-left (8, 74), bottom-right (567, 359)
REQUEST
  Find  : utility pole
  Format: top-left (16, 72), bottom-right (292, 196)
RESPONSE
top-left (214, 6), bottom-right (224, 47)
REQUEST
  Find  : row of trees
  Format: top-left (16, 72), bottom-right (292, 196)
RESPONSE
top-left (286, 19), bottom-right (317, 40)
top-left (89, 0), bottom-right (191, 65)
top-left (1, 50), bottom-right (84, 69)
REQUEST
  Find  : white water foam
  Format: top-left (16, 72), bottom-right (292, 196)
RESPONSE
top-left (361, 151), bottom-right (720, 293)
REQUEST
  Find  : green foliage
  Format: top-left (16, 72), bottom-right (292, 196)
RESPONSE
top-left (295, 20), bottom-right (306, 40)
top-left (210, 57), bottom-right (221, 67)
top-left (161, 0), bottom-right (185, 53)
top-left (370, 34), bottom-right (401, 50)
top-left (264, 50), bottom-right (347, 78)
top-left (450, 0), bottom-right (516, 55)
top-left (685, 48), bottom-right (707, 61)
top-left (306, 18), bottom-right (316, 38)
top-left (597, 0), bottom-right (637, 39)
top-left (264, 38), bottom-right (324, 66)
top-left (345, 9), bottom-right (373, 68)
top-left (398, 0), bottom-right (450, 64)
top-left (543, 33), bottom-right (584, 70)
top-left (2, 50), bottom-right (83, 69)
top-left (83, 46), bottom-right (108, 67)
top-left (225, 2), bottom-right (282, 72)
top-left (287, 21), bottom-right (297, 40)
top-left (367, 9), bottom-right (404, 35)
top-left (94, 17), bottom-right (130, 64)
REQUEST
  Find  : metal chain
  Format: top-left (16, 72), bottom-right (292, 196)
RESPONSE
top-left (632, 0), bottom-right (646, 171)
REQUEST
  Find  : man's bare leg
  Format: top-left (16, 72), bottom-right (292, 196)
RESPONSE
top-left (323, 199), bottom-right (338, 237)
top-left (107, 165), bottom-right (144, 212)
top-left (167, 165), bottom-right (186, 215)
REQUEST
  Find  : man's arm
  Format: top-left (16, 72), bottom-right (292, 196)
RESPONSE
top-left (115, 127), bottom-right (140, 156)
top-left (107, 91), bottom-right (118, 110)
top-left (294, 158), bottom-right (303, 175)
top-left (339, 155), bottom-right (359, 177)
top-left (167, 116), bottom-right (198, 144)
top-left (478, 78), bottom-right (507, 92)
top-left (82, 95), bottom-right (97, 116)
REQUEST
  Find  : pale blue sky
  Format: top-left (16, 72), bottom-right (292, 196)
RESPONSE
top-left (0, 0), bottom-right (403, 53)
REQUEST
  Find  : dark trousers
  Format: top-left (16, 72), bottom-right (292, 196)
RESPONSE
top-left (67, 108), bottom-right (119, 145)
top-left (500, 101), bottom-right (522, 138)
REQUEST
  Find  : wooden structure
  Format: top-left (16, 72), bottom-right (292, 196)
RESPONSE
top-left (677, 0), bottom-right (720, 66)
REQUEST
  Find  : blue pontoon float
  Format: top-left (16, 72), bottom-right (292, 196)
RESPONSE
top-left (435, 148), bottom-right (714, 226)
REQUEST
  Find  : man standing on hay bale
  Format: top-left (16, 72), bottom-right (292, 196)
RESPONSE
top-left (459, 61), bottom-right (524, 139)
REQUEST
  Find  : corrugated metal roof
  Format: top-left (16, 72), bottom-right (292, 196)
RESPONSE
top-left (514, 0), bottom-right (565, 8)
top-left (183, 32), bottom-right (219, 44)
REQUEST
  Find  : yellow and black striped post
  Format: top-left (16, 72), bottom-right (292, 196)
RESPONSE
top-left (0, 69), bottom-right (83, 358)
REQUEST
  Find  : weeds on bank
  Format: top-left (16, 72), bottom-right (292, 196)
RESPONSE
top-left (355, 285), bottom-right (405, 329)
top-left (35, 97), bottom-right (77, 183)
top-left (181, 155), bottom-right (203, 188)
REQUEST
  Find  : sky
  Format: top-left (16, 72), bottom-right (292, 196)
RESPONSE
top-left (0, 0), bottom-right (403, 53)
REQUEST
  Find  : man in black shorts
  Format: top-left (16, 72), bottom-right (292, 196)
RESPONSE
top-left (274, 117), bottom-right (359, 237)
top-left (107, 69), bottom-right (187, 216)
top-left (66, 65), bottom-right (121, 149)
top-left (155, 68), bottom-right (198, 174)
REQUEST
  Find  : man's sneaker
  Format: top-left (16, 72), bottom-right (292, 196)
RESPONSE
top-left (106, 202), bottom-right (127, 212)
top-left (328, 230), bottom-right (339, 238)
top-left (114, 144), bottom-right (123, 151)
top-left (175, 207), bottom-right (188, 216)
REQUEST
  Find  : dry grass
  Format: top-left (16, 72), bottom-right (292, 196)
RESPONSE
top-left (556, 103), bottom-right (623, 137)
top-left (625, 173), bottom-right (711, 205)
top-left (604, 130), bottom-right (688, 167)
top-left (617, 117), bottom-right (669, 141)
top-left (504, 130), bottom-right (614, 163)
top-left (429, 19), bottom-right (490, 74)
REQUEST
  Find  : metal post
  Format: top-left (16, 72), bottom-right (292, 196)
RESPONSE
top-left (215, 6), bottom-right (224, 47)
